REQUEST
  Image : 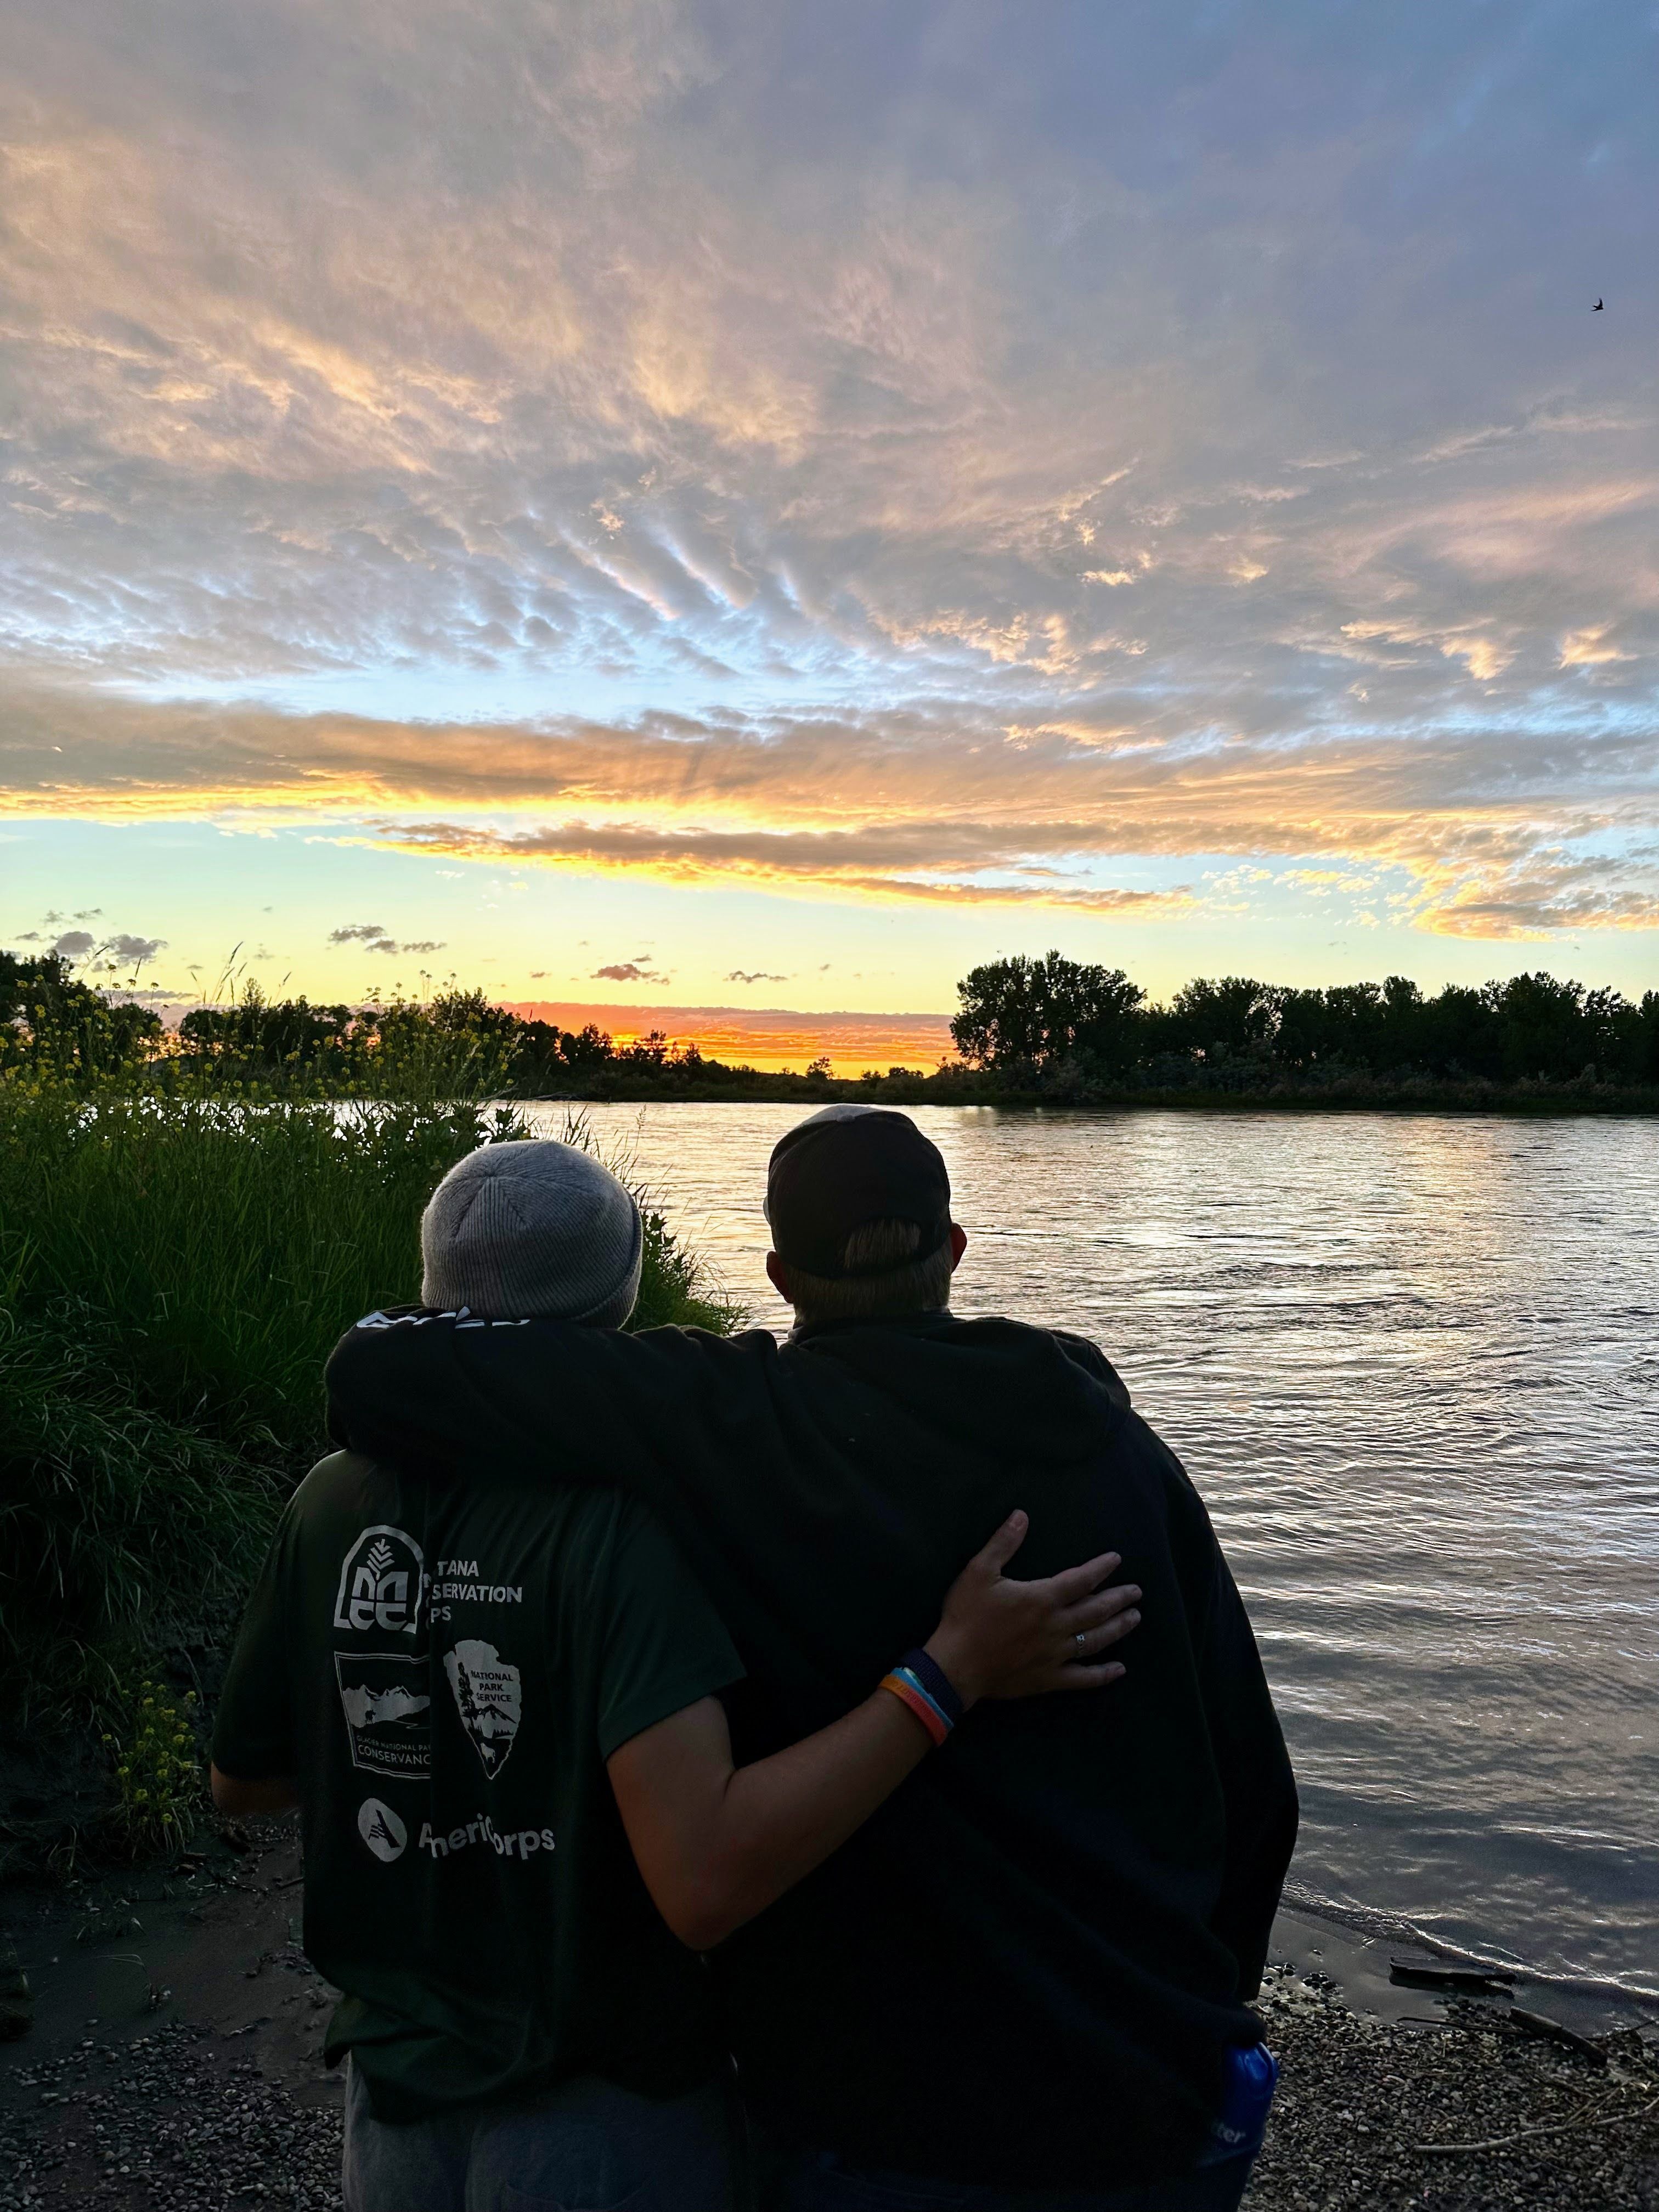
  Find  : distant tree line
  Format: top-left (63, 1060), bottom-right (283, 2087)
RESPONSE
top-left (5, 944), bottom-right (1659, 1104)
top-left (949, 951), bottom-right (1659, 1090)
top-left (0, 955), bottom-right (797, 1096)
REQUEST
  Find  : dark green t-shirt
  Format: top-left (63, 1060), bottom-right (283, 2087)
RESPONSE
top-left (213, 1450), bottom-right (744, 2118)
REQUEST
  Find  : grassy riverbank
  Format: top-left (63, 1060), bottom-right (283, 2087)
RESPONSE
top-left (0, 1085), bottom-right (733, 1871)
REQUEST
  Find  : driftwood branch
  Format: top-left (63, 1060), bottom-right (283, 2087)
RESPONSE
top-left (1415, 2091), bottom-right (1659, 2157)
top-left (1506, 2006), bottom-right (1609, 2065)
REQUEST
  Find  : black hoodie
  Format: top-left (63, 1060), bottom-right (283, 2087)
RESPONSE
top-left (325, 1309), bottom-right (1297, 2190)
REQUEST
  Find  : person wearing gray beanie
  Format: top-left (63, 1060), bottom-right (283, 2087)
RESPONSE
top-left (421, 1139), bottom-right (643, 1328)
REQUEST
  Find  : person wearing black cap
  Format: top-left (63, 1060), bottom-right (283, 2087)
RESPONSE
top-left (326, 1107), bottom-right (1297, 2211)
top-left (759, 1104), bottom-right (964, 1323)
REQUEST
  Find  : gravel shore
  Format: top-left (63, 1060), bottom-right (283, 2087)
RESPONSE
top-left (1247, 1966), bottom-right (1659, 2211)
top-left (1, 2020), bottom-right (341, 2210)
top-left (4, 1832), bottom-right (1656, 2211)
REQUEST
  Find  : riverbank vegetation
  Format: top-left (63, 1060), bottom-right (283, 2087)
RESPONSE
top-left (0, 1083), bottom-right (732, 1871)
top-left (7, 945), bottom-right (1658, 1108)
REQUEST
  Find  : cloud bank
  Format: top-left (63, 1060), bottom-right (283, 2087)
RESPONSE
top-left (4, 684), bottom-right (1658, 936)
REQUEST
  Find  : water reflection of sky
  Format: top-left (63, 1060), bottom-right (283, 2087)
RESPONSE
top-left (537, 1103), bottom-right (1659, 2001)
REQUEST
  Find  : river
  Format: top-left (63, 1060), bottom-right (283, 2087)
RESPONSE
top-left (527, 1101), bottom-right (1659, 2009)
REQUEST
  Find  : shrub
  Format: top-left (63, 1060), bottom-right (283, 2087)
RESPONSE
top-left (104, 1680), bottom-right (201, 1857)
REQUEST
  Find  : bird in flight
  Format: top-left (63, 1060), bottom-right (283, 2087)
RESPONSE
top-left (1593, 297), bottom-right (1604, 311)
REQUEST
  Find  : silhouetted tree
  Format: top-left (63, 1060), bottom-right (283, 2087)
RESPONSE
top-left (1154, 977), bottom-right (1277, 1065)
top-left (952, 951), bottom-right (1145, 1071)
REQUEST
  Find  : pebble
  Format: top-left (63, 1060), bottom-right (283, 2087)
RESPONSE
top-left (3, 1966), bottom-right (1657, 2209)
top-left (0, 2020), bottom-right (341, 2210)
top-left (1246, 1967), bottom-right (1659, 2210)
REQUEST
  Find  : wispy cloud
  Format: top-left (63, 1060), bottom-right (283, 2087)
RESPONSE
top-left (106, 932), bottom-right (165, 966)
top-left (328, 922), bottom-right (443, 956)
top-left (47, 925), bottom-right (165, 969)
top-left (594, 961), bottom-right (668, 984)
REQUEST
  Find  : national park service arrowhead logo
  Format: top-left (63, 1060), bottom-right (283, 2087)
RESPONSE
top-left (357, 1797), bottom-right (408, 1864)
top-left (334, 1526), bottom-right (427, 1638)
top-left (443, 1639), bottom-right (522, 1778)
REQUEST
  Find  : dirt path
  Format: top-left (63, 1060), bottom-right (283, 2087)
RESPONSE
top-left (1, 1815), bottom-right (342, 2209)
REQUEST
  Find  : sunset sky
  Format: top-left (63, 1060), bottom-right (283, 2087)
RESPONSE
top-left (3, 0), bottom-right (1657, 1032)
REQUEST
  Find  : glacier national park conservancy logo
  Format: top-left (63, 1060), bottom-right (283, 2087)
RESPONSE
top-left (335, 1654), bottom-right (432, 1777)
top-left (357, 1797), bottom-right (408, 1864)
top-left (334, 1526), bottom-right (428, 1637)
top-left (444, 1640), bottom-right (522, 1778)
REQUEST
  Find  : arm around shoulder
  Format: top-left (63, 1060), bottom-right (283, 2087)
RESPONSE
top-left (324, 1310), bottom-right (765, 1483)
top-left (606, 1511), bottom-right (1144, 1951)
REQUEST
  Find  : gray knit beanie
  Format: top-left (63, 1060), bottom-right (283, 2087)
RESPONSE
top-left (420, 1139), bottom-right (643, 1327)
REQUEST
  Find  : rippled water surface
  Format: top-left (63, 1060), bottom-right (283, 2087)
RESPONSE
top-left (532, 1103), bottom-right (1659, 1999)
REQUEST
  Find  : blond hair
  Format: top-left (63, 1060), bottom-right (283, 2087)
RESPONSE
top-left (777, 1217), bottom-right (955, 1324)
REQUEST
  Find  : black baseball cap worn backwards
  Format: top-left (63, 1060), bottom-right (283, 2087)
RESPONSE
top-left (765, 1107), bottom-right (952, 1280)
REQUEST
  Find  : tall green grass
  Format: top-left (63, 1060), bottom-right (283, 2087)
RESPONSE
top-left (0, 1291), bottom-right (273, 1730)
top-left (2, 1091), bottom-right (514, 1451)
top-left (0, 1084), bottom-right (736, 1763)
top-left (1, 1090), bottom-right (732, 1450)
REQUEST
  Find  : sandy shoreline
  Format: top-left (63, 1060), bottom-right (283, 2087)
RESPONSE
top-left (3, 1825), bottom-right (1656, 2210)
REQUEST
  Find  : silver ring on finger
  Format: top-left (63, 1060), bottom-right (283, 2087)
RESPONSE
top-left (1074, 1630), bottom-right (1088, 1652)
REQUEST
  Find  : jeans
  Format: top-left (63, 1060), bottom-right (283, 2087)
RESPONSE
top-left (343, 2056), bottom-right (735, 2212)
top-left (775, 2148), bottom-right (1259, 2212)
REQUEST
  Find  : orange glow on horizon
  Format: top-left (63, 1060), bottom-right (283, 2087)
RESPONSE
top-left (503, 1001), bottom-right (956, 1078)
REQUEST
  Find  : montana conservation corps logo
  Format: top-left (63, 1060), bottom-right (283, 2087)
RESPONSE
top-left (335, 1653), bottom-right (432, 1778)
top-left (444, 1640), bottom-right (522, 1778)
top-left (357, 1797), bottom-right (408, 1864)
top-left (334, 1526), bottom-right (427, 1637)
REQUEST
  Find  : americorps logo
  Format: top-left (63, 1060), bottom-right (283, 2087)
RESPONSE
top-left (417, 1812), bottom-right (556, 1862)
top-left (334, 1526), bottom-right (428, 1637)
top-left (357, 1797), bottom-right (408, 1864)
